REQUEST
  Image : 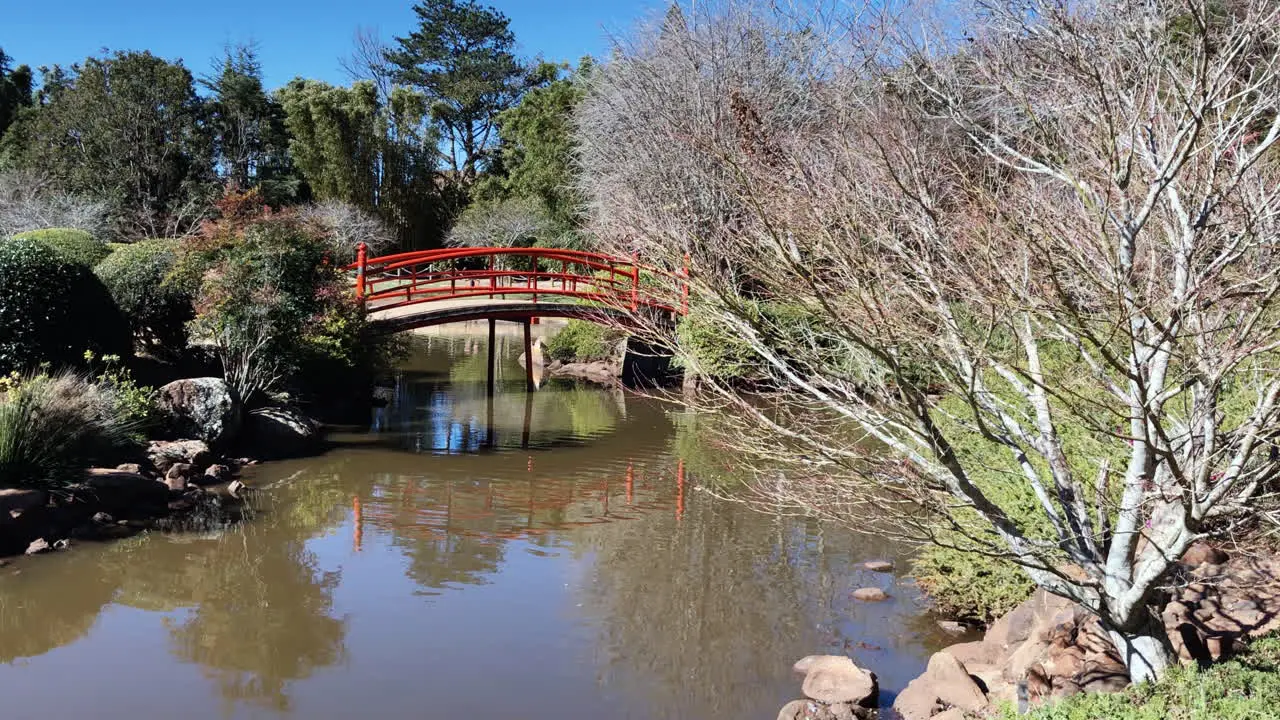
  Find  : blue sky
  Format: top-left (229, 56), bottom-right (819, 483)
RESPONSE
top-left (3, 0), bottom-right (664, 90)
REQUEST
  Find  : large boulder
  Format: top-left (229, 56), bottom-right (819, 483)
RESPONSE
top-left (240, 407), bottom-right (322, 460)
top-left (796, 655), bottom-right (878, 707)
top-left (157, 378), bottom-right (240, 447)
top-left (892, 652), bottom-right (988, 720)
top-left (83, 468), bottom-right (169, 514)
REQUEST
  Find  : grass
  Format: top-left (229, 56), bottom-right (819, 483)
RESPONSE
top-left (0, 371), bottom-right (143, 489)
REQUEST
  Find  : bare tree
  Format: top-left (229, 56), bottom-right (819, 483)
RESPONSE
top-left (578, 0), bottom-right (1280, 681)
top-left (0, 170), bottom-right (108, 238)
top-left (446, 196), bottom-right (554, 249)
top-left (299, 199), bottom-right (396, 262)
top-left (341, 26), bottom-right (395, 101)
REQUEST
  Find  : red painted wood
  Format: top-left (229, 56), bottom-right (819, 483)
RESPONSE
top-left (350, 247), bottom-right (684, 317)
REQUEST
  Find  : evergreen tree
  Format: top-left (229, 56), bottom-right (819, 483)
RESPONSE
top-left (386, 0), bottom-right (529, 186)
top-left (202, 45), bottom-right (300, 204)
top-left (0, 49), bottom-right (34, 142)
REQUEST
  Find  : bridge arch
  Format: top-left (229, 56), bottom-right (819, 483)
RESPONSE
top-left (350, 244), bottom-right (687, 389)
top-left (351, 244), bottom-right (688, 333)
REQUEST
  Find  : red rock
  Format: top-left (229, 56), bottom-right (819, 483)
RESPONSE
top-left (1181, 541), bottom-right (1228, 567)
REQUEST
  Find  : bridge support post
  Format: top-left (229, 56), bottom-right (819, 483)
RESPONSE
top-left (523, 319), bottom-right (535, 393)
top-left (487, 318), bottom-right (496, 398)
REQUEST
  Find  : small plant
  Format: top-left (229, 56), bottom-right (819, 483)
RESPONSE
top-left (84, 351), bottom-right (158, 443)
top-left (0, 371), bottom-right (143, 489)
top-left (546, 320), bottom-right (625, 363)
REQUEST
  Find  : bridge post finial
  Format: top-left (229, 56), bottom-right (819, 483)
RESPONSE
top-left (355, 242), bottom-right (368, 303)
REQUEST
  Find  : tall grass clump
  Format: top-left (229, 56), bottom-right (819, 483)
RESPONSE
top-left (0, 372), bottom-right (143, 489)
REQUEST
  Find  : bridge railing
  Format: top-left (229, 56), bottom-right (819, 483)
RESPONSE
top-left (351, 244), bottom-right (689, 316)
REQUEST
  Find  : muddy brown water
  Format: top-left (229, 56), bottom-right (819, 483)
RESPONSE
top-left (0, 334), bottom-right (956, 719)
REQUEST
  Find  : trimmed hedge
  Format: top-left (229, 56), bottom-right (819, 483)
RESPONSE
top-left (12, 228), bottom-right (111, 267)
top-left (0, 237), bottom-right (131, 373)
top-left (94, 239), bottom-right (192, 354)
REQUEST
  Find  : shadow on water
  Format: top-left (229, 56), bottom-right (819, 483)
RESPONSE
top-left (0, 332), bottom-right (953, 720)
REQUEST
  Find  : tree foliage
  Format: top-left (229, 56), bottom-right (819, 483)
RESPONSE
top-left (3, 51), bottom-right (215, 240)
top-left (202, 45), bottom-right (299, 205)
top-left (278, 79), bottom-right (443, 248)
top-left (579, 0), bottom-right (1280, 681)
top-left (387, 0), bottom-right (528, 186)
top-left (0, 48), bottom-right (33, 142)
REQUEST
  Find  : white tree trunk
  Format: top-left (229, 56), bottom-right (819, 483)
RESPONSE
top-left (1108, 628), bottom-right (1174, 684)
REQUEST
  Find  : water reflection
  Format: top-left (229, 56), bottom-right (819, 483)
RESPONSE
top-left (0, 334), bottom-right (949, 720)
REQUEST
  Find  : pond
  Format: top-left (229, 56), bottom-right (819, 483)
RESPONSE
top-left (0, 329), bottom-right (954, 719)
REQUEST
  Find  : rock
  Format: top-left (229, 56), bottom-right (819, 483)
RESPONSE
top-left (24, 538), bottom-right (51, 555)
top-left (227, 480), bottom-right (247, 498)
top-left (1181, 541), bottom-right (1228, 567)
top-left (550, 360), bottom-right (621, 385)
top-left (84, 468), bottom-right (170, 513)
top-left (0, 488), bottom-right (46, 518)
top-left (932, 710), bottom-right (966, 720)
top-left (864, 560), bottom-right (894, 572)
top-left (91, 512), bottom-right (114, 524)
top-left (938, 620), bottom-right (968, 636)
top-left (200, 464), bottom-right (233, 486)
top-left (944, 640), bottom-right (999, 668)
top-left (892, 676), bottom-right (941, 720)
top-left (115, 463), bottom-right (144, 474)
top-left (798, 655), bottom-right (878, 707)
top-left (52, 538), bottom-right (70, 551)
top-left (926, 651), bottom-right (988, 712)
top-left (241, 407), bottom-right (321, 460)
top-left (777, 700), bottom-right (868, 720)
top-left (987, 588), bottom-right (1077, 656)
top-left (1044, 644), bottom-right (1085, 679)
top-left (157, 377), bottom-right (241, 447)
top-left (851, 587), bottom-right (889, 602)
top-left (163, 475), bottom-right (188, 492)
top-left (166, 462), bottom-right (196, 481)
top-left (147, 440), bottom-right (212, 473)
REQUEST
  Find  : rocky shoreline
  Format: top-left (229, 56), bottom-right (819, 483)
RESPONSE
top-left (780, 542), bottom-right (1280, 719)
top-left (0, 375), bottom-right (323, 562)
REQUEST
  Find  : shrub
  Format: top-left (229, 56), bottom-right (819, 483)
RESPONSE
top-left (12, 227), bottom-right (110, 267)
top-left (187, 210), bottom-right (384, 407)
top-left (95, 239), bottom-right (192, 355)
top-left (0, 237), bottom-right (131, 373)
top-left (546, 320), bottom-right (625, 362)
top-left (0, 371), bottom-right (143, 489)
top-left (999, 635), bottom-right (1280, 719)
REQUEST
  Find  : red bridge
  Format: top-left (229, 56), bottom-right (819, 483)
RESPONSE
top-left (351, 243), bottom-right (688, 334)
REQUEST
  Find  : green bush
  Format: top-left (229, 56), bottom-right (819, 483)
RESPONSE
top-left (0, 371), bottom-right (143, 489)
top-left (546, 320), bottom-right (624, 362)
top-left (12, 228), bottom-right (110, 267)
top-left (95, 239), bottom-right (192, 354)
top-left (188, 211), bottom-right (385, 407)
top-left (998, 635), bottom-right (1280, 720)
top-left (0, 237), bottom-right (131, 373)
